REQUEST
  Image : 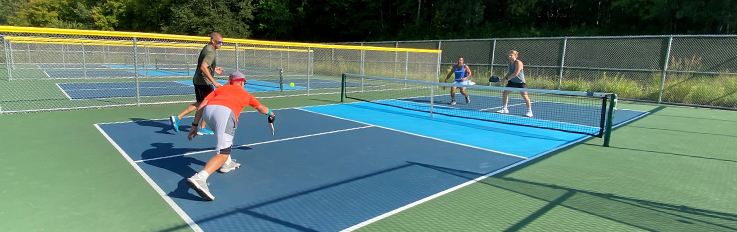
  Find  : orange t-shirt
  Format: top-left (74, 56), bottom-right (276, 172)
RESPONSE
top-left (204, 85), bottom-right (261, 122)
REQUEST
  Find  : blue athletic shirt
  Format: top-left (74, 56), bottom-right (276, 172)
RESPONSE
top-left (454, 64), bottom-right (468, 81)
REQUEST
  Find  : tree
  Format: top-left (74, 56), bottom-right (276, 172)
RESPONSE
top-left (163, 0), bottom-right (254, 37)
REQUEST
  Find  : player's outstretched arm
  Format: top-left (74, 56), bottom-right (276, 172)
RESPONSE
top-left (188, 99), bottom-right (210, 140)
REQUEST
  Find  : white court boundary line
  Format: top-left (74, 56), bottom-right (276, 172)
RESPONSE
top-left (479, 101), bottom-right (533, 111)
top-left (94, 124), bottom-right (204, 232)
top-left (340, 110), bottom-right (651, 231)
top-left (56, 83), bottom-right (73, 100)
top-left (297, 108), bottom-right (527, 159)
top-left (95, 102), bottom-right (369, 125)
top-left (134, 125), bottom-right (374, 163)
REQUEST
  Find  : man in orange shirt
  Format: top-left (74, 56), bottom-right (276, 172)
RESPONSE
top-left (185, 71), bottom-right (276, 201)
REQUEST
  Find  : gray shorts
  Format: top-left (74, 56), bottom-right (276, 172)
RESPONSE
top-left (202, 105), bottom-right (237, 154)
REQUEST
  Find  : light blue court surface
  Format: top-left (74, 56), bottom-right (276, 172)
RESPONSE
top-left (97, 103), bottom-right (647, 231)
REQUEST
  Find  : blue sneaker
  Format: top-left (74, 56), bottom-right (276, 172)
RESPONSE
top-left (170, 116), bottom-right (180, 132)
top-left (197, 128), bottom-right (214, 135)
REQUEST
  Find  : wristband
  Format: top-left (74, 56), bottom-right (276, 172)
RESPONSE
top-left (192, 123), bottom-right (198, 127)
top-left (267, 108), bottom-right (271, 115)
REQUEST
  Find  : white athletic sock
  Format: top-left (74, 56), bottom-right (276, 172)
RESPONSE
top-left (224, 155), bottom-right (232, 165)
top-left (527, 107), bottom-right (532, 112)
top-left (503, 105), bottom-right (508, 109)
top-left (196, 170), bottom-right (209, 180)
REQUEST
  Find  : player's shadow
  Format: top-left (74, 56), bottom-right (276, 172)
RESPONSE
top-left (141, 142), bottom-right (211, 201)
top-left (130, 118), bottom-right (193, 135)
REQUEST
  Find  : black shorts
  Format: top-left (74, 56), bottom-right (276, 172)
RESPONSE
top-left (506, 82), bottom-right (527, 88)
top-left (194, 84), bottom-right (214, 102)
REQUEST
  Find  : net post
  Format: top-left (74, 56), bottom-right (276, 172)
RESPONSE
top-left (341, 73), bottom-right (346, 102)
top-left (557, 37), bottom-right (567, 90)
top-left (658, 36), bottom-right (673, 103)
top-left (235, 43), bottom-right (239, 71)
top-left (3, 36), bottom-right (12, 81)
top-left (279, 68), bottom-right (284, 92)
top-left (82, 42), bottom-right (87, 79)
top-left (133, 37), bottom-right (140, 106)
top-left (603, 94), bottom-right (617, 147)
top-left (430, 84), bottom-right (434, 118)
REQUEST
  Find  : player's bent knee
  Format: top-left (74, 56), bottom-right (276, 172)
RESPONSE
top-left (218, 146), bottom-right (232, 155)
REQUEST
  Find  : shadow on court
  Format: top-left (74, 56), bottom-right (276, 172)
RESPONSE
top-left (412, 158), bottom-right (737, 232)
top-left (130, 118), bottom-right (184, 135)
top-left (155, 163), bottom-right (418, 232)
top-left (141, 143), bottom-right (211, 201)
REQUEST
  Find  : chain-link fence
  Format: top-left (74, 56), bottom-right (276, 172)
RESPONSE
top-left (0, 26), bottom-right (441, 114)
top-left (340, 36), bottom-right (737, 110)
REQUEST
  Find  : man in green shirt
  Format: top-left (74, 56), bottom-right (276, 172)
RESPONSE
top-left (170, 32), bottom-right (225, 135)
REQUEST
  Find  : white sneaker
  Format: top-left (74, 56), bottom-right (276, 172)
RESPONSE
top-left (187, 175), bottom-right (214, 201)
top-left (497, 108), bottom-right (509, 114)
top-left (526, 110), bottom-right (534, 117)
top-left (450, 100), bottom-right (456, 105)
top-left (465, 95), bottom-right (470, 104)
top-left (219, 159), bottom-right (241, 173)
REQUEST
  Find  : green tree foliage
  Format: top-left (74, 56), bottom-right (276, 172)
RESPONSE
top-left (163, 0), bottom-right (254, 38)
top-left (1, 0), bottom-right (736, 41)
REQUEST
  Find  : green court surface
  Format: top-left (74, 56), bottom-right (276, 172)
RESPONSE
top-left (1, 94), bottom-right (736, 232)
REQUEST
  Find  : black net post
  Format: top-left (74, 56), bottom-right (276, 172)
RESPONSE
top-left (341, 73), bottom-right (346, 102)
top-left (603, 94), bottom-right (617, 147)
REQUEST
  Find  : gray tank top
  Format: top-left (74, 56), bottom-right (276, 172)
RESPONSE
top-left (508, 60), bottom-right (525, 83)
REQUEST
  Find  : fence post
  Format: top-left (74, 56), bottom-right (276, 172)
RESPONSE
top-left (437, 41), bottom-right (442, 83)
top-left (658, 36), bottom-right (673, 103)
top-left (280, 50), bottom-right (283, 70)
top-left (393, 42), bottom-right (398, 79)
top-left (287, 47), bottom-right (290, 72)
top-left (133, 38), bottom-right (140, 106)
top-left (360, 43), bottom-right (364, 75)
top-left (82, 42), bottom-right (87, 79)
top-left (331, 48), bottom-right (335, 76)
top-left (235, 43), bottom-right (239, 71)
top-left (489, 39), bottom-right (496, 86)
top-left (404, 51), bottom-right (409, 88)
top-left (8, 40), bottom-right (14, 70)
top-left (3, 36), bottom-right (11, 80)
top-left (269, 50), bottom-right (272, 68)
top-left (307, 47), bottom-right (311, 96)
top-left (144, 45), bottom-right (149, 78)
top-left (360, 49), bottom-right (365, 76)
top-left (61, 43), bottom-right (66, 69)
top-left (27, 43), bottom-right (31, 64)
top-left (558, 37), bottom-right (568, 90)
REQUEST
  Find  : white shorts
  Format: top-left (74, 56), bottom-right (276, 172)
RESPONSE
top-left (202, 105), bottom-right (237, 155)
top-left (453, 80), bottom-right (476, 86)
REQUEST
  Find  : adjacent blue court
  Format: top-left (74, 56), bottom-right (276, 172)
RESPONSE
top-left (96, 103), bottom-right (647, 231)
top-left (58, 78), bottom-right (365, 99)
top-left (38, 64), bottom-right (276, 78)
